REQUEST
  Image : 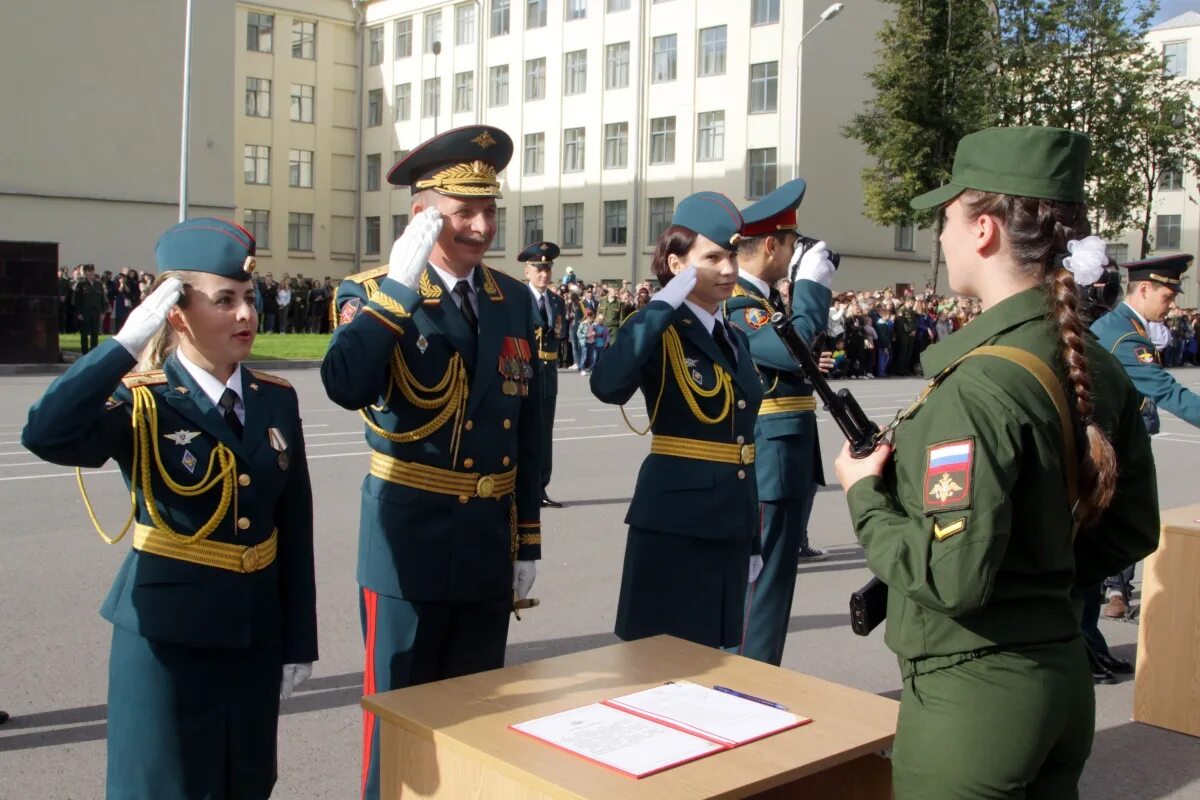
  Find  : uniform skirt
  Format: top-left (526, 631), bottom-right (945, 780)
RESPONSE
top-left (106, 626), bottom-right (282, 800)
top-left (614, 526), bottom-right (751, 649)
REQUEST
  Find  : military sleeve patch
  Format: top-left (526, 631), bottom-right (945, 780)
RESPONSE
top-left (933, 517), bottom-right (967, 542)
top-left (745, 308), bottom-right (771, 330)
top-left (1132, 345), bottom-right (1156, 364)
top-left (340, 297), bottom-right (362, 325)
top-left (923, 437), bottom-right (974, 515)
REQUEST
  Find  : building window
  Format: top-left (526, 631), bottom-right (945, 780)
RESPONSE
top-left (604, 122), bottom-right (628, 168)
top-left (749, 61), bottom-right (779, 113)
top-left (455, 4), bottom-right (476, 45)
top-left (289, 212), bottom-right (313, 252)
top-left (292, 20), bottom-right (315, 59)
top-left (746, 147), bottom-right (778, 199)
top-left (490, 207), bottom-right (508, 251)
top-left (751, 0), bottom-right (780, 26)
top-left (604, 200), bottom-right (627, 246)
top-left (289, 149), bottom-right (313, 188)
top-left (1106, 243), bottom-right (1129, 265)
top-left (367, 89), bottom-right (383, 127)
top-left (366, 154), bottom-right (381, 192)
top-left (368, 25), bottom-right (383, 65)
top-left (454, 72), bottom-right (474, 112)
top-left (491, 0), bottom-right (511, 36)
top-left (606, 42), bottom-right (630, 89)
top-left (290, 84), bottom-right (314, 123)
top-left (489, 65), bottom-right (509, 106)
top-left (425, 11), bottom-right (442, 53)
top-left (1156, 214), bottom-right (1182, 249)
top-left (243, 145), bottom-right (270, 185)
top-left (563, 127), bottom-right (586, 172)
top-left (566, 0), bottom-right (587, 20)
top-left (562, 203), bottom-right (584, 248)
top-left (696, 110), bottom-right (725, 161)
top-left (245, 78), bottom-right (271, 117)
top-left (244, 209), bottom-right (269, 249)
top-left (1163, 42), bottom-right (1188, 77)
top-left (565, 50), bottom-right (587, 95)
top-left (395, 18), bottom-right (413, 58)
top-left (393, 214), bottom-right (409, 240)
top-left (247, 12), bottom-right (273, 52)
top-left (395, 83), bottom-right (411, 121)
top-left (525, 57), bottom-right (546, 101)
top-left (1159, 163), bottom-right (1184, 190)
top-left (523, 205), bottom-right (544, 245)
top-left (652, 35), bottom-right (677, 83)
top-left (648, 197), bottom-right (674, 242)
top-left (524, 132), bottom-right (545, 176)
top-left (423, 77), bottom-right (440, 118)
top-left (698, 26), bottom-right (727, 77)
top-left (649, 116), bottom-right (676, 165)
top-left (607, 0), bottom-right (630, 10)
top-left (894, 224), bottom-right (914, 252)
top-left (527, 0), bottom-right (547, 29)
top-left (365, 217), bottom-right (381, 255)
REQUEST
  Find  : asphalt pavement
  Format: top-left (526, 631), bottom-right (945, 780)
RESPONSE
top-left (1, 365), bottom-right (1198, 799)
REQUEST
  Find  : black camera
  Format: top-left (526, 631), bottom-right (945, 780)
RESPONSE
top-left (1081, 268), bottom-right (1121, 324)
top-left (796, 235), bottom-right (841, 269)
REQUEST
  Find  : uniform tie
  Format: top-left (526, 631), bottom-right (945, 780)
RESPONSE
top-left (538, 294), bottom-right (550, 328)
top-left (712, 322), bottom-right (737, 366)
top-left (218, 388), bottom-right (243, 439)
top-left (453, 280), bottom-right (478, 331)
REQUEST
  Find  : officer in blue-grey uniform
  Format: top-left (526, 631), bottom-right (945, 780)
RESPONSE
top-left (23, 218), bottom-right (317, 799)
top-left (521, 240), bottom-right (566, 507)
top-left (726, 179), bottom-right (838, 665)
top-left (321, 125), bottom-right (543, 800)
top-left (591, 191), bottom-right (764, 650)
top-left (1091, 252), bottom-right (1196, 619)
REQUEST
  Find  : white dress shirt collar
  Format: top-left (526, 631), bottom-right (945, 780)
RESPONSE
top-left (683, 299), bottom-right (725, 335)
top-left (175, 348), bottom-right (245, 423)
top-left (1121, 301), bottom-right (1150, 332)
top-left (741, 271), bottom-right (772, 298)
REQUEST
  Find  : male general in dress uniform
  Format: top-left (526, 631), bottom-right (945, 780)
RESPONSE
top-left (321, 126), bottom-right (542, 800)
top-left (521, 241), bottom-right (566, 507)
top-left (726, 179), bottom-right (838, 665)
top-left (1091, 252), bottom-right (1197, 618)
top-left (73, 264), bottom-right (106, 354)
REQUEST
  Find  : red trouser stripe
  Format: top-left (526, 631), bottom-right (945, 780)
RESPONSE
top-left (361, 587), bottom-right (379, 800)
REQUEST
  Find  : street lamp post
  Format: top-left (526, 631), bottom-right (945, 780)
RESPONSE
top-left (792, 3), bottom-right (844, 181)
top-left (178, 0), bottom-right (194, 222)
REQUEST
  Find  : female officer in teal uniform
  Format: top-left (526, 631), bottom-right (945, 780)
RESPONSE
top-left (834, 128), bottom-right (1158, 799)
top-left (591, 192), bottom-right (763, 649)
top-left (23, 218), bottom-right (318, 799)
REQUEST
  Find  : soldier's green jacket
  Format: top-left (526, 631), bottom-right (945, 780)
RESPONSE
top-left (1091, 301), bottom-right (1200, 428)
top-left (725, 276), bottom-right (830, 501)
top-left (73, 277), bottom-right (106, 315)
top-left (846, 288), bottom-right (1159, 676)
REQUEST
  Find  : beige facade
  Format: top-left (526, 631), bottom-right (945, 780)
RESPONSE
top-left (358, 0), bottom-right (935, 290)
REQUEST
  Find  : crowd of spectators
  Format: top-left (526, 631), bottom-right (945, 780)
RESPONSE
top-left (59, 265), bottom-right (157, 336)
top-left (250, 272), bottom-right (336, 334)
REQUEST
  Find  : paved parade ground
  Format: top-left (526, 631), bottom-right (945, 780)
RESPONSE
top-left (2, 366), bottom-right (1199, 799)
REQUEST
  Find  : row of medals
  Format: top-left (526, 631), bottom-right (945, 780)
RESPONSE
top-left (501, 356), bottom-right (532, 396)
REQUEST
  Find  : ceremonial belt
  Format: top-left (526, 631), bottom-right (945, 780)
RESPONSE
top-left (133, 523), bottom-right (277, 573)
top-left (538, 349), bottom-right (558, 361)
top-left (759, 396), bottom-right (817, 415)
top-left (650, 435), bottom-right (755, 465)
top-left (370, 451), bottom-right (516, 499)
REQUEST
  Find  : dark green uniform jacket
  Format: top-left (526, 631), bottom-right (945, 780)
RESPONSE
top-left (73, 277), bottom-right (106, 315)
top-left (322, 264), bottom-right (542, 603)
top-left (531, 286), bottom-right (565, 489)
top-left (846, 289), bottom-right (1158, 677)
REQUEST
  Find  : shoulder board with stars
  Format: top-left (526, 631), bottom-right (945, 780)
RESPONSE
top-left (122, 370), bottom-right (167, 388)
top-left (247, 369), bottom-right (292, 389)
top-left (342, 266), bottom-right (389, 285)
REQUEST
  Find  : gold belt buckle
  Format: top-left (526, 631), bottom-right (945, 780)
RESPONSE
top-left (476, 474), bottom-right (495, 499)
top-left (739, 444), bottom-right (753, 464)
top-left (241, 545), bottom-right (261, 573)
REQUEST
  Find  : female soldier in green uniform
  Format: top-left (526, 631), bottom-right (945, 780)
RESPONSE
top-left (23, 218), bottom-right (318, 799)
top-left (834, 128), bottom-right (1159, 799)
top-left (591, 192), bottom-right (764, 649)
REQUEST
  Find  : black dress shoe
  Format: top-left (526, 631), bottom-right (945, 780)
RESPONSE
top-left (541, 494), bottom-right (563, 508)
top-left (0, 710), bottom-right (9, 725)
top-left (1096, 653), bottom-right (1134, 674)
top-left (1087, 647), bottom-right (1118, 685)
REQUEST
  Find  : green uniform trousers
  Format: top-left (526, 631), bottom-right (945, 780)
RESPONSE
top-left (892, 638), bottom-right (1094, 800)
top-left (79, 312), bottom-right (100, 354)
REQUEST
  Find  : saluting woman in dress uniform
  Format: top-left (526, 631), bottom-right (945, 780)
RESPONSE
top-left (590, 192), bottom-right (764, 650)
top-left (23, 218), bottom-right (318, 799)
top-left (833, 128), bottom-right (1159, 799)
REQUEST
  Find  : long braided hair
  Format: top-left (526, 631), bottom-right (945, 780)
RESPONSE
top-left (959, 190), bottom-right (1118, 527)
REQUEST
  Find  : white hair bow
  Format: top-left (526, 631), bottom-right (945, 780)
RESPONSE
top-left (1061, 236), bottom-right (1108, 286)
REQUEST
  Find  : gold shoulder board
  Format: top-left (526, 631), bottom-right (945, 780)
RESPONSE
top-left (343, 266), bottom-right (389, 285)
top-left (121, 370), bottom-right (167, 388)
top-left (248, 369), bottom-right (293, 388)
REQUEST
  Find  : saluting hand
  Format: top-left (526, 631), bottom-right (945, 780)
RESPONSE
top-left (791, 240), bottom-right (837, 288)
top-left (833, 440), bottom-right (893, 493)
top-left (388, 207), bottom-right (443, 290)
top-left (113, 277), bottom-right (183, 358)
top-left (653, 265), bottom-right (698, 309)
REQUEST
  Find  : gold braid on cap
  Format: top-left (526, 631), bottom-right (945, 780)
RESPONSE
top-left (415, 160), bottom-right (501, 196)
top-left (1148, 273), bottom-right (1181, 285)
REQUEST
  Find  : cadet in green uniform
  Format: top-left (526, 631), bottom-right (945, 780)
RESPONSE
top-left (321, 126), bottom-right (542, 800)
top-left (892, 299), bottom-right (917, 376)
top-left (23, 218), bottom-right (318, 799)
top-left (73, 264), bottom-right (107, 354)
top-left (726, 179), bottom-right (835, 665)
top-left (591, 192), bottom-right (763, 649)
top-left (521, 241), bottom-right (566, 507)
top-left (834, 127), bottom-right (1159, 799)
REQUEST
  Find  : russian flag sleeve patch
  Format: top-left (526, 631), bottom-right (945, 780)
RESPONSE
top-left (923, 437), bottom-right (974, 515)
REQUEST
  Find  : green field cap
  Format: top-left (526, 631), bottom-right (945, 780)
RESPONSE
top-left (910, 127), bottom-right (1091, 210)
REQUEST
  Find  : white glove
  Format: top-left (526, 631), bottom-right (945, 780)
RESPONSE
top-left (748, 555), bottom-right (764, 584)
top-left (653, 265), bottom-right (698, 309)
top-left (114, 277), bottom-right (183, 357)
top-left (791, 240), bottom-right (837, 288)
top-left (388, 207), bottom-right (443, 290)
top-left (280, 662), bottom-right (312, 700)
top-left (513, 560), bottom-right (537, 600)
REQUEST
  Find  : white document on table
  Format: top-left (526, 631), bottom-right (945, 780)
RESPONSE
top-left (510, 702), bottom-right (724, 778)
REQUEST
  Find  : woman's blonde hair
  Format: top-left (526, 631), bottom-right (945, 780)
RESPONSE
top-left (135, 270), bottom-right (194, 372)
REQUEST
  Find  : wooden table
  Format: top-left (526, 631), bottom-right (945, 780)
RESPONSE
top-left (362, 635), bottom-right (898, 799)
top-left (1134, 504), bottom-right (1200, 738)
